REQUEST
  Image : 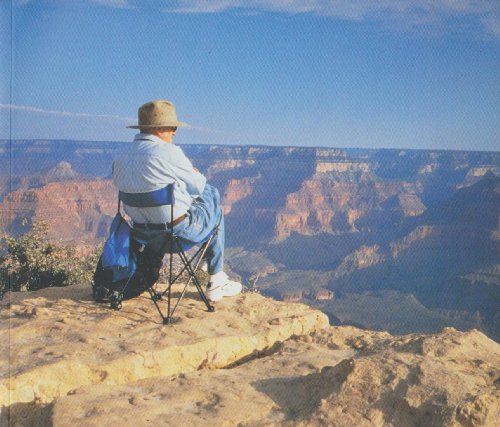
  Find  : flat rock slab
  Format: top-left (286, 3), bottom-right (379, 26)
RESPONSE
top-left (51, 339), bottom-right (355, 426)
top-left (1, 284), bottom-right (329, 407)
top-left (52, 328), bottom-right (500, 427)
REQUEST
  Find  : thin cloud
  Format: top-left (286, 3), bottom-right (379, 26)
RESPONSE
top-left (14, 0), bottom-right (500, 37)
top-left (0, 104), bottom-right (135, 122)
top-left (16, 0), bottom-right (132, 7)
top-left (162, 0), bottom-right (500, 37)
top-left (90, 0), bottom-right (132, 8)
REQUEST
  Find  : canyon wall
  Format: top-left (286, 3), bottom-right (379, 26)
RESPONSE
top-left (2, 141), bottom-right (500, 246)
top-left (1, 140), bottom-right (500, 341)
top-left (0, 180), bottom-right (116, 242)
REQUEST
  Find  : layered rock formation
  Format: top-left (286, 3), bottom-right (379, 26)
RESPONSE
top-left (1, 140), bottom-right (500, 344)
top-left (2, 140), bottom-right (500, 246)
top-left (277, 161), bottom-right (384, 239)
top-left (0, 180), bottom-right (116, 241)
top-left (1, 284), bottom-right (499, 426)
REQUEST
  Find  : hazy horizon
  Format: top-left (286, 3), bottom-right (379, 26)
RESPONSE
top-left (2, 137), bottom-right (500, 154)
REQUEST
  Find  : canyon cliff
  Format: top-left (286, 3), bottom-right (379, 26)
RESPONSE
top-left (0, 180), bottom-right (116, 242)
top-left (2, 140), bottom-right (500, 245)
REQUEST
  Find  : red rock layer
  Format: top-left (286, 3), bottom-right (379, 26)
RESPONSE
top-left (0, 180), bottom-right (116, 242)
top-left (274, 162), bottom-right (418, 240)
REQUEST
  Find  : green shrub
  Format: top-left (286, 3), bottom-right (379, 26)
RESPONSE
top-left (0, 220), bottom-right (101, 298)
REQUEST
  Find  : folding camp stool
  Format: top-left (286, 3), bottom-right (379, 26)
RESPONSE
top-left (110, 183), bottom-right (215, 324)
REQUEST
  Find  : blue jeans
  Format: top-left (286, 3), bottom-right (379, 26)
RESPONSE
top-left (132, 184), bottom-right (224, 275)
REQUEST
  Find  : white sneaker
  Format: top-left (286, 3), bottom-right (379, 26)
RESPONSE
top-left (206, 272), bottom-right (242, 302)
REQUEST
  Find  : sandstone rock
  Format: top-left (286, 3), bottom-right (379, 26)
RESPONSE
top-left (315, 160), bottom-right (371, 174)
top-left (314, 290), bottom-right (334, 301)
top-left (48, 327), bottom-right (500, 427)
top-left (206, 159), bottom-right (256, 179)
top-left (0, 283), bottom-right (328, 409)
top-left (390, 225), bottom-right (440, 257)
top-left (1, 286), bottom-right (499, 426)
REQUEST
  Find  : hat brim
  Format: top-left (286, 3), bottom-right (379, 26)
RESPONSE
top-left (127, 121), bottom-right (190, 129)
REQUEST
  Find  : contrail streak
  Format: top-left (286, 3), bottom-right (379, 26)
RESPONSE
top-left (0, 103), bottom-right (243, 137)
top-left (0, 103), bottom-right (135, 122)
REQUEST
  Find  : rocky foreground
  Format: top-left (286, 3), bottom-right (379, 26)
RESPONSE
top-left (1, 284), bottom-right (499, 426)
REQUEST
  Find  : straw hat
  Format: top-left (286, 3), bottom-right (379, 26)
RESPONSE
top-left (127, 100), bottom-right (190, 129)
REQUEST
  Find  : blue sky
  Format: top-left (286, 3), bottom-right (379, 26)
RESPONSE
top-left (1, 0), bottom-right (499, 150)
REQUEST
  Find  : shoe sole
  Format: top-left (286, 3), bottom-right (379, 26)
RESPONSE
top-left (207, 283), bottom-right (242, 302)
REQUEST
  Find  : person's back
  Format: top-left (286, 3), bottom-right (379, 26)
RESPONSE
top-left (112, 100), bottom-right (242, 302)
top-left (113, 133), bottom-right (205, 224)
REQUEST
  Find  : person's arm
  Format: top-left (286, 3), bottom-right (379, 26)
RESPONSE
top-left (111, 160), bottom-right (121, 188)
top-left (168, 146), bottom-right (206, 196)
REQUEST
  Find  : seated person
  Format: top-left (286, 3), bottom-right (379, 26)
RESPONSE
top-left (112, 99), bottom-right (242, 302)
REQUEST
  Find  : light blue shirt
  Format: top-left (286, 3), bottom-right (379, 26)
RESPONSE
top-left (112, 133), bottom-right (206, 223)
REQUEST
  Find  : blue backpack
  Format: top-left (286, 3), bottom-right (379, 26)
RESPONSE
top-left (92, 210), bottom-right (167, 305)
top-left (101, 213), bottom-right (137, 281)
top-left (92, 213), bottom-right (139, 302)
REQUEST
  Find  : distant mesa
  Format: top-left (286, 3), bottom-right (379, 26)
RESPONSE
top-left (460, 166), bottom-right (500, 188)
top-left (315, 289), bottom-right (335, 300)
top-left (44, 161), bottom-right (79, 180)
